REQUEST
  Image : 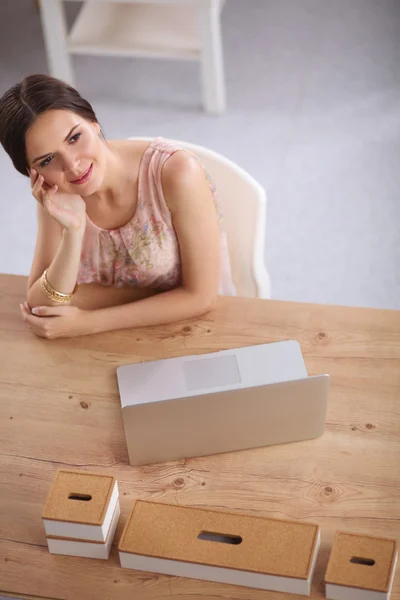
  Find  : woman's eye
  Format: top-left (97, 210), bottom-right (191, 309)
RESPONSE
top-left (69, 132), bottom-right (81, 144)
top-left (39, 156), bottom-right (53, 168)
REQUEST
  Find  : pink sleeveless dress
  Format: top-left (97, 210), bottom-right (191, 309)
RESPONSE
top-left (77, 137), bottom-right (235, 295)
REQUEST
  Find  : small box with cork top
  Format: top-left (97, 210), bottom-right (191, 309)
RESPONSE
top-left (325, 532), bottom-right (398, 600)
top-left (42, 469), bottom-right (120, 559)
top-left (118, 500), bottom-right (321, 594)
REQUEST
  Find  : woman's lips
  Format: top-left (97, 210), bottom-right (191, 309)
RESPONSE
top-left (71, 163), bottom-right (93, 185)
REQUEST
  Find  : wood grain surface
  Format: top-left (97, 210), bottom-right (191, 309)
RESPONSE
top-left (0, 274), bottom-right (399, 600)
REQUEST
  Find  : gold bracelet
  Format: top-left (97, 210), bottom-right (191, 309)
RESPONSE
top-left (40, 269), bottom-right (78, 303)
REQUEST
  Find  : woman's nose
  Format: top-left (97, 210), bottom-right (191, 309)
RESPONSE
top-left (63, 153), bottom-right (81, 174)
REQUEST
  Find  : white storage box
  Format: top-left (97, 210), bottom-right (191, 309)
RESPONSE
top-left (117, 340), bottom-right (329, 466)
top-left (119, 500), bottom-right (321, 595)
top-left (325, 532), bottom-right (398, 600)
top-left (43, 469), bottom-right (120, 559)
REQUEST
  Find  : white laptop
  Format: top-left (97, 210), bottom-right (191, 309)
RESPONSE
top-left (117, 340), bottom-right (329, 466)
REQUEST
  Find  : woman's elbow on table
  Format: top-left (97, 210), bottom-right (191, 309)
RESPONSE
top-left (192, 289), bottom-right (218, 316)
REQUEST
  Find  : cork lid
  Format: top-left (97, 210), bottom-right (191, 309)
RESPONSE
top-left (46, 502), bottom-right (120, 543)
top-left (42, 470), bottom-right (116, 525)
top-left (119, 501), bottom-right (320, 579)
top-left (325, 532), bottom-right (398, 592)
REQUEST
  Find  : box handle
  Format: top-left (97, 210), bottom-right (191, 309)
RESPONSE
top-left (198, 531), bottom-right (242, 545)
top-left (350, 557), bottom-right (375, 566)
top-left (68, 493), bottom-right (92, 502)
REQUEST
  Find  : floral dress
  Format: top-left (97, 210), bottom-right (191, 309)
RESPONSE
top-left (77, 137), bottom-right (235, 295)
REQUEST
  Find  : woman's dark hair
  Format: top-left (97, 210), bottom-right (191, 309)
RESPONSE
top-left (0, 74), bottom-right (100, 176)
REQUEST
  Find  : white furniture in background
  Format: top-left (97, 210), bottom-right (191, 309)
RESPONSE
top-left (38, 0), bottom-right (226, 113)
top-left (130, 137), bottom-right (271, 298)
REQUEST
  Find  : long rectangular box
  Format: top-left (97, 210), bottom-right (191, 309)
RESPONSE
top-left (119, 500), bottom-right (321, 595)
top-left (117, 341), bottom-right (329, 466)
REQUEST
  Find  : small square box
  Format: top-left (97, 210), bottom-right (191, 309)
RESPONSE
top-left (43, 470), bottom-right (120, 559)
top-left (119, 500), bottom-right (320, 595)
top-left (325, 532), bottom-right (398, 600)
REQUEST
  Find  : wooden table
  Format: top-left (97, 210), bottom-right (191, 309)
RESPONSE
top-left (1, 274), bottom-right (399, 600)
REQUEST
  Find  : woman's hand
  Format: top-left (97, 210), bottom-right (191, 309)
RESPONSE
top-left (20, 302), bottom-right (90, 339)
top-left (30, 169), bottom-right (86, 233)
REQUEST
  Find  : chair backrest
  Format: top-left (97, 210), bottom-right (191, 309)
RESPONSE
top-left (129, 137), bottom-right (270, 298)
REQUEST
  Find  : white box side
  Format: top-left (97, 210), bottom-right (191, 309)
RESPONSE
top-left (388, 552), bottom-right (398, 597)
top-left (101, 482), bottom-right (119, 539)
top-left (326, 584), bottom-right (387, 600)
top-left (119, 551), bottom-right (311, 594)
top-left (47, 501), bottom-right (120, 559)
top-left (43, 481), bottom-right (119, 541)
top-left (123, 374), bottom-right (329, 466)
top-left (305, 530), bottom-right (321, 594)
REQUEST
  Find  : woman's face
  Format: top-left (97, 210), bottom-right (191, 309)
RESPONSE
top-left (25, 109), bottom-right (106, 195)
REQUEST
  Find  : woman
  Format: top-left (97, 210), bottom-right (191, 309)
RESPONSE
top-left (0, 74), bottom-right (235, 339)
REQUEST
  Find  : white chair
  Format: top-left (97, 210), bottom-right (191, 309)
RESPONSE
top-left (129, 137), bottom-right (271, 299)
top-left (38, 0), bottom-right (226, 114)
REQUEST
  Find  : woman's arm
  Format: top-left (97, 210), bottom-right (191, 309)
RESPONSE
top-left (27, 204), bottom-right (84, 308)
top-left (27, 170), bottom-right (89, 308)
top-left (84, 286), bottom-right (214, 334)
top-left (72, 283), bottom-right (157, 310)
